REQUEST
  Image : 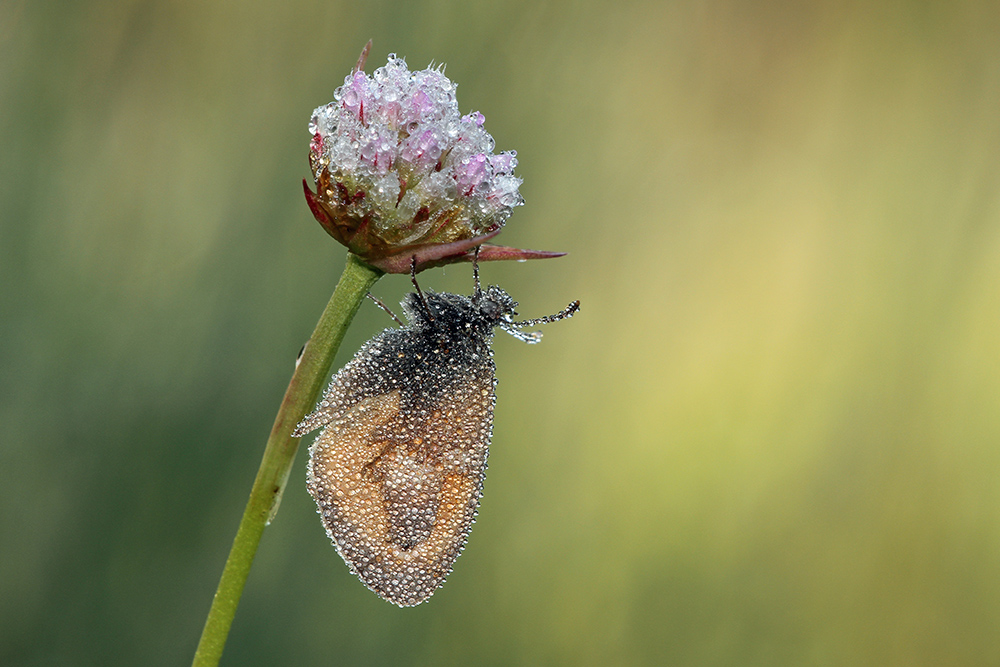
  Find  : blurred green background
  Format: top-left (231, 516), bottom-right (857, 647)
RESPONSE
top-left (3, 1), bottom-right (1000, 665)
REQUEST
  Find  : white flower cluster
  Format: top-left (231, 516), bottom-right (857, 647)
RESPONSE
top-left (308, 56), bottom-right (523, 246)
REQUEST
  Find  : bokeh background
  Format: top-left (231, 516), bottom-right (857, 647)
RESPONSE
top-left (3, 1), bottom-right (1000, 665)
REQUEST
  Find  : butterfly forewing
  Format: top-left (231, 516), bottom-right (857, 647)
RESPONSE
top-left (303, 311), bottom-right (497, 607)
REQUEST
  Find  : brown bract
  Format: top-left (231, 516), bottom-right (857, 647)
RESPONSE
top-left (303, 178), bottom-right (566, 273)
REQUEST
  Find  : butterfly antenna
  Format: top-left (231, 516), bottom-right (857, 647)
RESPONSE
top-left (510, 300), bottom-right (580, 328)
top-left (504, 300), bottom-right (580, 345)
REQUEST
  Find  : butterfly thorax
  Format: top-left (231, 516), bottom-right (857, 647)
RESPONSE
top-left (401, 286), bottom-right (519, 341)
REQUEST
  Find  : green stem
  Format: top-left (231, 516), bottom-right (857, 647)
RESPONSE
top-left (192, 254), bottom-right (382, 667)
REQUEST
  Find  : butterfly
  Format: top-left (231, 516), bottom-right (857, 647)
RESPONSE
top-left (293, 257), bottom-right (578, 606)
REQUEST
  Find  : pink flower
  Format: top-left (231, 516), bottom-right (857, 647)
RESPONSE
top-left (304, 48), bottom-right (563, 273)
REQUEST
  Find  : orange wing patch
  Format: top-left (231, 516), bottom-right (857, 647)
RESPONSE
top-left (307, 378), bottom-right (493, 606)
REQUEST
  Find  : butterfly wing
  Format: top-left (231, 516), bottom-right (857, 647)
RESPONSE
top-left (305, 329), bottom-right (497, 606)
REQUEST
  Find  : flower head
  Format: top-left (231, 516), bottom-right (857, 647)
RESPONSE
top-left (304, 48), bottom-right (563, 273)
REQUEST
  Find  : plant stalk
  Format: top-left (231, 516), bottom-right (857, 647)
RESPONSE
top-left (192, 253), bottom-right (382, 667)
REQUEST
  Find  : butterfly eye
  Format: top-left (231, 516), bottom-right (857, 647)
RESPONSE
top-left (481, 299), bottom-right (501, 320)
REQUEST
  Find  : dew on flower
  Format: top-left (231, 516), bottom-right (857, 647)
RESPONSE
top-left (305, 54), bottom-right (523, 264)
